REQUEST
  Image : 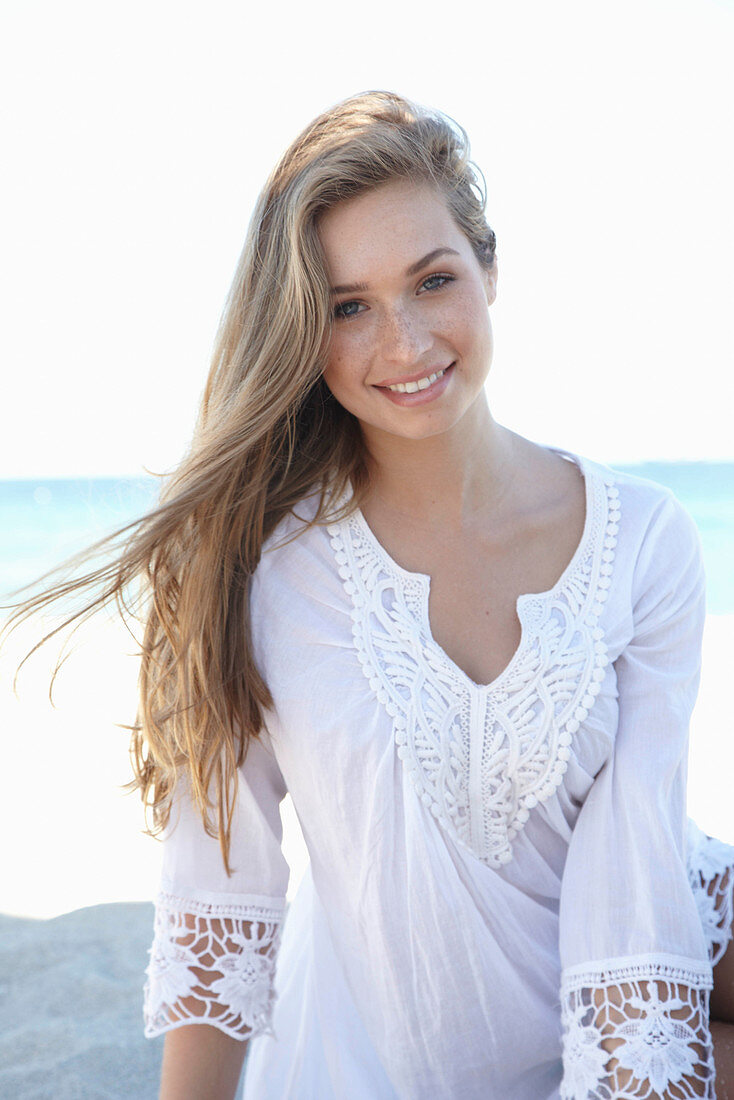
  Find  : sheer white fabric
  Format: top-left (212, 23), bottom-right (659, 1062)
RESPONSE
top-left (143, 734), bottom-right (289, 1042)
top-left (326, 475), bottom-right (619, 869)
top-left (144, 892), bottom-right (284, 1040)
top-left (144, 447), bottom-right (728, 1099)
top-left (560, 959), bottom-right (714, 1098)
top-left (555, 468), bottom-right (717, 1097)
top-left (688, 819), bottom-right (734, 969)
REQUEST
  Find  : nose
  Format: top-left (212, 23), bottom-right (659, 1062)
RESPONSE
top-left (376, 302), bottom-right (433, 367)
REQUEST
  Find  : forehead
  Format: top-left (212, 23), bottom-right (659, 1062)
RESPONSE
top-left (317, 180), bottom-right (468, 281)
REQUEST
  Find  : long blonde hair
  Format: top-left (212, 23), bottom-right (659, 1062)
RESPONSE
top-left (4, 91), bottom-right (496, 870)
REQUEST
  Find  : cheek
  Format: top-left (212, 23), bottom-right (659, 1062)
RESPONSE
top-left (322, 331), bottom-right (368, 393)
top-left (457, 293), bottom-right (493, 358)
top-left (454, 286), bottom-right (490, 333)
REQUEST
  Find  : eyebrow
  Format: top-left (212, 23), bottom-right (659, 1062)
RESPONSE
top-left (330, 247), bottom-right (461, 296)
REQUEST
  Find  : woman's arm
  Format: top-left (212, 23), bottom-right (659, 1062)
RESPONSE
top-left (159, 1025), bottom-right (248, 1100)
top-left (144, 734), bottom-right (291, 1095)
top-left (558, 492), bottom-right (715, 1097)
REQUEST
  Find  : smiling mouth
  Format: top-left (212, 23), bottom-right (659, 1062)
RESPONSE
top-left (380, 366), bottom-right (449, 394)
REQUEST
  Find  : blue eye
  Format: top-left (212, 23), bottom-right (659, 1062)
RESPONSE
top-left (333, 300), bottom-right (364, 320)
top-left (421, 273), bottom-right (453, 292)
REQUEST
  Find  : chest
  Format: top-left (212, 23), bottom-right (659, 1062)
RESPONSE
top-left (274, 469), bottom-right (621, 870)
top-left (437, 524), bottom-right (586, 684)
top-left (361, 495), bottom-right (588, 688)
top-left (267, 468), bottom-right (625, 871)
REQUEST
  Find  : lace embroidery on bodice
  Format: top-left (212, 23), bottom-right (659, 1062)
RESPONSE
top-left (328, 457), bottom-right (621, 867)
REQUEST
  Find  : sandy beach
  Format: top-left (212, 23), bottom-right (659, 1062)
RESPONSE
top-left (0, 903), bottom-right (163, 1098)
top-left (0, 615), bottom-right (309, 1097)
top-left (1, 612), bottom-right (732, 1097)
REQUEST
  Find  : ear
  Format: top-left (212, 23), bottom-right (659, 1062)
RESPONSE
top-left (484, 255), bottom-right (498, 306)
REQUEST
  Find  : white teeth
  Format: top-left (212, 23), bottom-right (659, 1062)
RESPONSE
top-left (386, 368), bottom-right (446, 393)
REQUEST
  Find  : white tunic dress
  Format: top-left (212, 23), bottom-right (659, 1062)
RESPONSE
top-left (143, 447), bottom-right (734, 1099)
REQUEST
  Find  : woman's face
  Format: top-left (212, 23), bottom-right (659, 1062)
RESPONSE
top-left (318, 179), bottom-right (497, 446)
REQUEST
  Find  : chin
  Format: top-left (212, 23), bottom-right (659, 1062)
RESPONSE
top-left (366, 409), bottom-right (469, 446)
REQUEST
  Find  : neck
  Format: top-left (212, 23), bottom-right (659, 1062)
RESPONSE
top-left (360, 394), bottom-right (518, 530)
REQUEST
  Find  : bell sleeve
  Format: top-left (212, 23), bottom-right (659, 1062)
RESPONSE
top-left (687, 817), bottom-right (734, 970)
top-left (558, 492), bottom-right (716, 1099)
top-left (143, 727), bottom-right (290, 1042)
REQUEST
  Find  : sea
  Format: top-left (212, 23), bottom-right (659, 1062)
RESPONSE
top-left (1, 461), bottom-right (733, 613)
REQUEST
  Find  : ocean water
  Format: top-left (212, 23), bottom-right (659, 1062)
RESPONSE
top-left (1, 461), bottom-right (733, 612)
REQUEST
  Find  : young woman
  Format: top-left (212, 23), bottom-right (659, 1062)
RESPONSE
top-left (8, 92), bottom-right (734, 1098)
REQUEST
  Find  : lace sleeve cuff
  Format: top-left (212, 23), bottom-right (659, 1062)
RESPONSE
top-left (560, 955), bottom-right (715, 1099)
top-left (687, 821), bottom-right (734, 968)
top-left (143, 890), bottom-right (287, 1042)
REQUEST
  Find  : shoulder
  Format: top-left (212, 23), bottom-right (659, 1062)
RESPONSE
top-left (581, 453), bottom-right (701, 553)
top-left (538, 444), bottom-right (701, 584)
top-left (530, 439), bottom-right (687, 538)
top-left (251, 490), bottom-right (349, 628)
top-left (571, 452), bottom-right (705, 631)
top-left (249, 491), bottom-right (355, 685)
top-left (554, 448), bottom-right (699, 553)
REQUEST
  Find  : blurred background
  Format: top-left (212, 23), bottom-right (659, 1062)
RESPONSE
top-left (1, 0), bottom-right (732, 920)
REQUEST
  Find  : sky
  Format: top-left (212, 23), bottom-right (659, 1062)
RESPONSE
top-left (1, 0), bottom-right (733, 478)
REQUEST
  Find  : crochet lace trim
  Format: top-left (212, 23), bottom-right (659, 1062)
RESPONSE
top-left (560, 957), bottom-right (715, 1099)
top-left (328, 457), bottom-right (620, 867)
top-left (143, 892), bottom-right (284, 1041)
top-left (154, 888), bottom-right (286, 923)
top-left (687, 822), bottom-right (734, 968)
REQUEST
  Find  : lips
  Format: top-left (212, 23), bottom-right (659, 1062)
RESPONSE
top-left (384, 368), bottom-right (446, 394)
top-left (375, 363), bottom-right (454, 391)
top-left (375, 362), bottom-right (455, 405)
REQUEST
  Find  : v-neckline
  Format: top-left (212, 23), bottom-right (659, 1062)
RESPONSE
top-left (350, 447), bottom-right (597, 695)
